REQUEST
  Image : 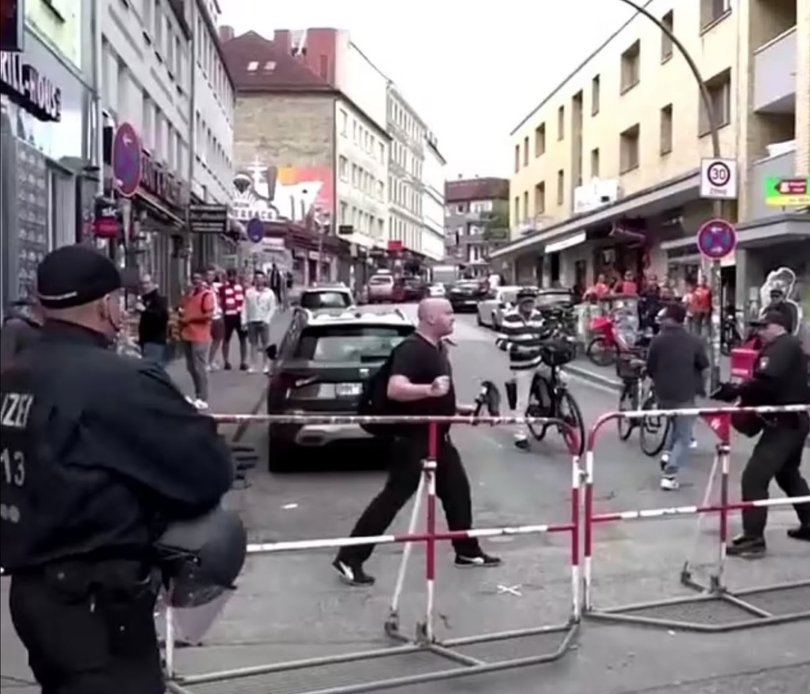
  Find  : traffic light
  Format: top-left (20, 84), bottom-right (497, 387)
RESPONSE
top-left (0, 0), bottom-right (24, 52)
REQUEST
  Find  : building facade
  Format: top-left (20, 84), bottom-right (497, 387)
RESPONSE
top-left (421, 132), bottom-right (447, 262)
top-left (495, 0), bottom-right (809, 311)
top-left (0, 0), bottom-right (97, 317)
top-left (445, 178), bottom-right (510, 277)
top-left (100, 0), bottom-right (194, 304)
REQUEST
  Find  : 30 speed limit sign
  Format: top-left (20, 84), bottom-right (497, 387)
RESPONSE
top-left (700, 157), bottom-right (738, 200)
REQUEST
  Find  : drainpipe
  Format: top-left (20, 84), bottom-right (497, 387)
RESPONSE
top-left (187, 4), bottom-right (197, 272)
top-left (93, 0), bottom-right (104, 196)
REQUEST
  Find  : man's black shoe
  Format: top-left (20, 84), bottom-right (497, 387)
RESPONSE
top-left (332, 558), bottom-right (375, 586)
top-left (787, 525), bottom-right (810, 542)
top-left (727, 534), bottom-right (766, 558)
top-left (224, 362), bottom-right (232, 370)
top-left (455, 553), bottom-right (502, 568)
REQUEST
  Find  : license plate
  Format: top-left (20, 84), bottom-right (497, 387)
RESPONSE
top-left (336, 383), bottom-right (362, 398)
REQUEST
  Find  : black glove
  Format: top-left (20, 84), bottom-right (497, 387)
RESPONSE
top-left (710, 382), bottom-right (740, 402)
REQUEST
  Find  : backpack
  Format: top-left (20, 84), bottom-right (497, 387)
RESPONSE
top-left (357, 339), bottom-right (411, 438)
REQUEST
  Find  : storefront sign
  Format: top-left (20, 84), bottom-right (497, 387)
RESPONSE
top-left (0, 50), bottom-right (61, 122)
top-left (140, 151), bottom-right (188, 210)
top-left (765, 176), bottom-right (810, 207)
top-left (188, 204), bottom-right (228, 234)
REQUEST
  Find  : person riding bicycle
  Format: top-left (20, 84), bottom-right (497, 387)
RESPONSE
top-left (496, 287), bottom-right (548, 450)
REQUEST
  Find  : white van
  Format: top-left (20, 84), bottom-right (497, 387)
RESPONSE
top-left (367, 273), bottom-right (395, 303)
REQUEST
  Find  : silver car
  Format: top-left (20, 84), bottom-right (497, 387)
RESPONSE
top-left (476, 286), bottom-right (522, 329)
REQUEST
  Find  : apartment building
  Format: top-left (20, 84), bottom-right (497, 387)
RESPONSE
top-left (421, 132), bottom-right (447, 262)
top-left (189, 0), bottom-right (236, 269)
top-left (100, 0), bottom-right (194, 301)
top-left (494, 0), bottom-right (809, 310)
top-left (445, 178), bottom-right (510, 276)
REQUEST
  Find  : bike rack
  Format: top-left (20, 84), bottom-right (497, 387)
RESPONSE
top-left (583, 404), bottom-right (810, 632)
top-left (164, 413), bottom-right (581, 694)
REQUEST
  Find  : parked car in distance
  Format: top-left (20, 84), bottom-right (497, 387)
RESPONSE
top-left (367, 272), bottom-right (395, 303)
top-left (534, 287), bottom-right (577, 311)
top-left (448, 279), bottom-right (487, 313)
top-left (427, 283), bottom-right (446, 298)
top-left (293, 284), bottom-right (354, 313)
top-left (477, 286), bottom-right (525, 329)
top-left (394, 276), bottom-right (427, 302)
top-left (265, 307), bottom-right (414, 471)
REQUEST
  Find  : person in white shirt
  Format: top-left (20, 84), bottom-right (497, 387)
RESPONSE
top-left (242, 270), bottom-right (277, 373)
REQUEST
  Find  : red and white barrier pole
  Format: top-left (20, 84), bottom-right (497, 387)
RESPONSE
top-left (716, 441), bottom-right (731, 588)
top-left (570, 452), bottom-right (582, 621)
top-left (583, 445), bottom-right (595, 612)
top-left (389, 471), bottom-right (426, 620)
top-left (423, 421), bottom-right (439, 643)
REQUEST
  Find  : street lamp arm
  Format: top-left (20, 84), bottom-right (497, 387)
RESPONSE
top-left (614, 0), bottom-right (721, 160)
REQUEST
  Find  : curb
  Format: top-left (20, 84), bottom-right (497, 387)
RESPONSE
top-left (563, 362), bottom-right (623, 393)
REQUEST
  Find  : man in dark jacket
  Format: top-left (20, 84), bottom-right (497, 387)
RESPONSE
top-left (646, 302), bottom-right (709, 490)
top-left (0, 299), bottom-right (43, 368)
top-left (137, 275), bottom-right (169, 365)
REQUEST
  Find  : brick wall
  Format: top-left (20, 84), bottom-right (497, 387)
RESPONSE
top-left (233, 93), bottom-right (335, 170)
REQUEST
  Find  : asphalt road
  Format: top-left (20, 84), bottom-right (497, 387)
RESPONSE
top-left (2, 305), bottom-right (809, 693)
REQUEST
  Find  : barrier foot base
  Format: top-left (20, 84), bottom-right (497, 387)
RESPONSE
top-left (383, 613), bottom-right (401, 639)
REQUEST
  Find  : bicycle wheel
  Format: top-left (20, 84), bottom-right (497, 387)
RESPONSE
top-left (639, 394), bottom-right (671, 457)
top-left (526, 373), bottom-right (550, 441)
top-left (586, 336), bottom-right (617, 367)
top-left (556, 389), bottom-right (585, 456)
top-left (617, 381), bottom-right (638, 441)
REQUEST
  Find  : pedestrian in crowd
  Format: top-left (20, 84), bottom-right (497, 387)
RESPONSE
top-left (206, 267), bottom-right (224, 370)
top-left (242, 270), bottom-right (277, 374)
top-left (0, 298), bottom-right (43, 368)
top-left (219, 268), bottom-right (247, 371)
top-left (268, 262), bottom-right (284, 305)
top-left (584, 273), bottom-right (611, 300)
top-left (713, 310), bottom-right (810, 556)
top-left (645, 303), bottom-right (709, 491)
top-left (179, 271), bottom-right (215, 409)
top-left (495, 287), bottom-right (547, 451)
top-left (687, 277), bottom-right (711, 338)
top-left (615, 270), bottom-right (638, 296)
top-left (136, 274), bottom-right (169, 366)
top-left (333, 298), bottom-right (500, 586)
top-left (0, 244), bottom-right (233, 693)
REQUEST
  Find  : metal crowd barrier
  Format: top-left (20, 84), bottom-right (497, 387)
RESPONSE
top-left (164, 414), bottom-right (581, 694)
top-left (583, 403), bottom-right (810, 632)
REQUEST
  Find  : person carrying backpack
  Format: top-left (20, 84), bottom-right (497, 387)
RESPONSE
top-left (332, 298), bottom-right (501, 586)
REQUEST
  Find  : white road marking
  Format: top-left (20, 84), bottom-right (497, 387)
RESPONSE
top-left (497, 584), bottom-right (523, 596)
top-left (282, 503), bottom-right (299, 510)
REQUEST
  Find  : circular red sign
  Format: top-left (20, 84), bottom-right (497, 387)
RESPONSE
top-left (696, 218), bottom-right (736, 260)
top-left (112, 123), bottom-right (142, 198)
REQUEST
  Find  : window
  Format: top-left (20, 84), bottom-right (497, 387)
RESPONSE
top-left (591, 148), bottom-right (600, 177)
top-left (660, 104), bottom-right (673, 154)
top-left (339, 109), bottom-right (347, 136)
top-left (591, 75), bottom-right (601, 115)
top-left (339, 156), bottom-right (348, 181)
top-left (513, 196), bottom-right (519, 222)
top-left (294, 324), bottom-right (411, 362)
top-left (340, 201), bottom-right (348, 223)
top-left (556, 170), bottom-right (564, 205)
top-left (534, 123), bottom-right (546, 157)
top-left (514, 144), bottom-right (520, 172)
top-left (166, 27), bottom-right (175, 74)
top-left (247, 60), bottom-right (258, 71)
top-left (620, 40), bottom-right (641, 93)
top-left (661, 11), bottom-right (674, 61)
top-left (534, 182), bottom-right (546, 215)
top-left (300, 291), bottom-right (353, 311)
top-left (523, 136), bottom-right (529, 166)
top-left (522, 191), bottom-right (529, 220)
top-left (379, 142), bottom-right (385, 162)
top-left (142, 93), bottom-right (154, 150)
top-left (154, 0), bottom-right (163, 51)
top-left (175, 36), bottom-right (183, 83)
top-left (557, 105), bottom-right (565, 140)
top-left (699, 68), bottom-right (731, 136)
top-left (620, 123), bottom-right (641, 173)
top-left (700, 0), bottom-right (731, 29)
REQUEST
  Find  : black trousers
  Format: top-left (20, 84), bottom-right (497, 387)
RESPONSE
top-left (222, 314), bottom-right (247, 365)
top-left (338, 433), bottom-right (481, 564)
top-left (8, 561), bottom-right (164, 694)
top-left (741, 415), bottom-right (810, 538)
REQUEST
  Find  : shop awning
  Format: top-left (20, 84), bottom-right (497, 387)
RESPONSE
top-left (734, 213), bottom-right (810, 247)
top-left (544, 231), bottom-right (586, 254)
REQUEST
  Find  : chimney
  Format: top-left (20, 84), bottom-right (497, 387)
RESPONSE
top-left (275, 30), bottom-right (292, 55)
top-left (219, 25), bottom-right (234, 42)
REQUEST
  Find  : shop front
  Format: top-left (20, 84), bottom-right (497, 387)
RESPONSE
top-left (0, 31), bottom-right (95, 316)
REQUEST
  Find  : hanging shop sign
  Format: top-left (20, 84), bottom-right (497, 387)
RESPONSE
top-left (0, 50), bottom-right (61, 121)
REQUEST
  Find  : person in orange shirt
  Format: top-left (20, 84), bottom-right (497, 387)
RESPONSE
top-left (179, 271), bottom-right (215, 409)
top-left (584, 273), bottom-right (611, 300)
top-left (616, 270), bottom-right (638, 295)
top-left (689, 277), bottom-right (712, 337)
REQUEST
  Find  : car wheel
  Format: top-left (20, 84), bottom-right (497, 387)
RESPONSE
top-left (267, 430), bottom-right (297, 472)
top-left (476, 312), bottom-right (483, 326)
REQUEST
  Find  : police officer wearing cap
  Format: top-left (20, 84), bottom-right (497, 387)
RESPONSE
top-left (713, 309), bottom-right (810, 558)
top-left (0, 245), bottom-right (234, 692)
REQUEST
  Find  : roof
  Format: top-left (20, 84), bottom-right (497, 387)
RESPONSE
top-left (445, 178), bottom-right (509, 203)
top-left (221, 31), bottom-right (335, 92)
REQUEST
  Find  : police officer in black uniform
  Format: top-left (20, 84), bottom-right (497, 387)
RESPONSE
top-left (713, 310), bottom-right (810, 558)
top-left (0, 245), bottom-right (234, 693)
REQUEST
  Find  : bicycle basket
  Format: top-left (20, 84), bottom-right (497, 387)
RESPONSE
top-left (616, 354), bottom-right (645, 381)
top-left (542, 341), bottom-right (575, 367)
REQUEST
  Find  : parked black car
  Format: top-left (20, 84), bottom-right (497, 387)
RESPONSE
top-left (448, 279), bottom-right (487, 312)
top-left (265, 307), bottom-right (414, 471)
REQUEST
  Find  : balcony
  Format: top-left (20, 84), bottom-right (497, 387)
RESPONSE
top-left (748, 143), bottom-right (795, 220)
top-left (753, 27), bottom-right (796, 114)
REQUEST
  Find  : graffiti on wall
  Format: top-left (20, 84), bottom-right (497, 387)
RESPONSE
top-left (231, 157), bottom-right (333, 226)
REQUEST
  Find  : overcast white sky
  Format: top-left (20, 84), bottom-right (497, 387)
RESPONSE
top-left (218, 0), bottom-right (635, 179)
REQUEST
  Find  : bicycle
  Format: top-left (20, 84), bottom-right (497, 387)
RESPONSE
top-left (523, 338), bottom-right (586, 456)
top-left (615, 352), bottom-right (671, 457)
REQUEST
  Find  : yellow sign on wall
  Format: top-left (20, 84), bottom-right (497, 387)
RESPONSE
top-left (26, 0), bottom-right (82, 69)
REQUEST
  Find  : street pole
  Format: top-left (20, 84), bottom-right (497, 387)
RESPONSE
top-left (615, 0), bottom-right (724, 389)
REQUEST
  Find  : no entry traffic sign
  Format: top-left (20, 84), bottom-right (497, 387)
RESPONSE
top-left (246, 217), bottom-right (264, 243)
top-left (696, 218), bottom-right (736, 260)
top-left (112, 122), bottom-right (142, 198)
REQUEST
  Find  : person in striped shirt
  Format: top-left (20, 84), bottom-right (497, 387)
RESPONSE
top-left (219, 268), bottom-right (247, 370)
top-left (496, 287), bottom-right (549, 450)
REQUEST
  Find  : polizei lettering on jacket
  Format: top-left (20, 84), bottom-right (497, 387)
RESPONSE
top-left (0, 392), bottom-right (34, 430)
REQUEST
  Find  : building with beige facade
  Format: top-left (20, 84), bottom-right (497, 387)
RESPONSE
top-left (493, 0), bottom-right (809, 312)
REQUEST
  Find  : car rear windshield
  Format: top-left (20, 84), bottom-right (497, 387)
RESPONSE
top-left (301, 291), bottom-right (352, 309)
top-left (369, 276), bottom-right (393, 285)
top-left (536, 292), bottom-right (573, 307)
top-left (294, 324), bottom-right (413, 362)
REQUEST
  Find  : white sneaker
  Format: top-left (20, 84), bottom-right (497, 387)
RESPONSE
top-left (184, 395), bottom-right (196, 406)
top-left (194, 399), bottom-right (209, 410)
top-left (262, 365), bottom-right (271, 374)
top-left (247, 367), bottom-right (256, 374)
top-left (660, 477), bottom-right (680, 491)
